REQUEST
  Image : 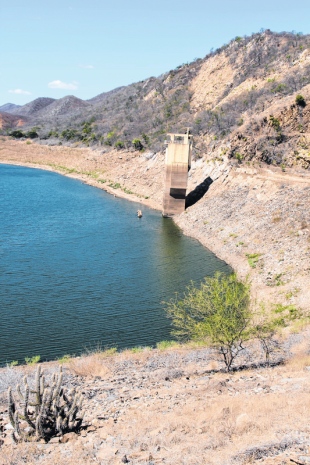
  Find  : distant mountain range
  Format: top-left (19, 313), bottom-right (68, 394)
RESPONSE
top-left (1, 30), bottom-right (310, 169)
top-left (0, 103), bottom-right (21, 113)
top-left (8, 98), bottom-right (56, 117)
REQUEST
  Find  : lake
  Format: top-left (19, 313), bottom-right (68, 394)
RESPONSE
top-left (0, 164), bottom-right (230, 365)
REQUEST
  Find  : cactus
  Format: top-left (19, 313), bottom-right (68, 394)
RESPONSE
top-left (8, 365), bottom-right (84, 443)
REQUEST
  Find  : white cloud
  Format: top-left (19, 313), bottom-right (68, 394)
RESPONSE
top-left (48, 80), bottom-right (78, 90)
top-left (9, 89), bottom-right (31, 95)
top-left (79, 64), bottom-right (94, 69)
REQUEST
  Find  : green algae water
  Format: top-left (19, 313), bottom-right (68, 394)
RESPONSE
top-left (0, 164), bottom-right (230, 365)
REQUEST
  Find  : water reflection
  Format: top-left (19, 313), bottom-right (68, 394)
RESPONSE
top-left (0, 164), bottom-right (231, 365)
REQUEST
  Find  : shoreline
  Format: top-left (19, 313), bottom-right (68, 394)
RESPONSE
top-left (0, 158), bottom-right (162, 212)
top-left (0, 157), bottom-right (233, 271)
top-left (1, 139), bottom-right (310, 313)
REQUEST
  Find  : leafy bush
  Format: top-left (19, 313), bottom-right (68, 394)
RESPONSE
top-left (115, 140), bottom-right (125, 149)
top-left (26, 130), bottom-right (38, 139)
top-left (24, 355), bottom-right (40, 365)
top-left (156, 340), bottom-right (179, 350)
top-left (246, 253), bottom-right (262, 268)
top-left (269, 115), bottom-right (281, 132)
top-left (165, 272), bottom-right (252, 371)
top-left (9, 130), bottom-right (25, 139)
top-left (132, 138), bottom-right (144, 150)
top-left (296, 94), bottom-right (306, 107)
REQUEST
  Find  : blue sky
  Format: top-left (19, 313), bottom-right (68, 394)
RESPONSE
top-left (1, 0), bottom-right (310, 106)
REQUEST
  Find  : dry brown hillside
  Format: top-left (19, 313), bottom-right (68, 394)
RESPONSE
top-left (0, 112), bottom-right (27, 129)
top-left (3, 30), bottom-right (310, 170)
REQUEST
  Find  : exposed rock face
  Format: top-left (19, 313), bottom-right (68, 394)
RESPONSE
top-left (0, 112), bottom-right (27, 129)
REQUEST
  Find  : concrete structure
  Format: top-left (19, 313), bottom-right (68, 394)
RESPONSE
top-left (162, 130), bottom-right (192, 217)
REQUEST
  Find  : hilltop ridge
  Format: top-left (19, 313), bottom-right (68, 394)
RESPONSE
top-left (2, 30), bottom-right (310, 170)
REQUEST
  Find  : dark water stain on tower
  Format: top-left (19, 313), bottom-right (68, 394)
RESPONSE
top-left (162, 130), bottom-right (192, 217)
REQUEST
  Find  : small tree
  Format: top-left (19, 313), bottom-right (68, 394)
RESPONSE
top-left (165, 272), bottom-right (252, 371)
top-left (253, 303), bottom-right (302, 365)
top-left (26, 129), bottom-right (39, 139)
top-left (252, 305), bottom-right (280, 365)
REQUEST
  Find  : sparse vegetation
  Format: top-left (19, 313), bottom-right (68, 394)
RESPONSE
top-left (156, 340), bottom-right (179, 350)
top-left (2, 30), bottom-right (310, 169)
top-left (246, 253), bottom-right (262, 268)
top-left (24, 355), bottom-right (40, 366)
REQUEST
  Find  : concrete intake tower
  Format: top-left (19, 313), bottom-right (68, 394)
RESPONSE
top-left (162, 130), bottom-right (192, 217)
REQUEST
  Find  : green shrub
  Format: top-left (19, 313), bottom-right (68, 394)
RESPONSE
top-left (235, 152), bottom-right (243, 163)
top-left (132, 138), bottom-right (144, 151)
top-left (165, 272), bottom-right (252, 371)
top-left (9, 360), bottom-right (18, 367)
top-left (130, 346), bottom-right (145, 353)
top-left (115, 140), bottom-right (125, 149)
top-left (26, 130), bottom-right (38, 139)
top-left (269, 115), bottom-right (281, 131)
top-left (24, 355), bottom-right (40, 365)
top-left (142, 133), bottom-right (150, 145)
top-left (296, 94), bottom-right (306, 107)
top-left (108, 182), bottom-right (121, 189)
top-left (58, 354), bottom-right (71, 364)
top-left (9, 130), bottom-right (25, 139)
top-left (156, 340), bottom-right (179, 350)
top-left (246, 253), bottom-right (261, 268)
top-left (105, 131), bottom-right (117, 146)
top-left (271, 83), bottom-right (286, 94)
top-left (100, 347), bottom-right (117, 357)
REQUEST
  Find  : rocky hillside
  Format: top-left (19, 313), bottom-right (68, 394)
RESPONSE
top-left (0, 112), bottom-right (27, 129)
top-left (8, 97), bottom-right (56, 117)
top-left (1, 330), bottom-right (310, 465)
top-left (3, 30), bottom-right (310, 170)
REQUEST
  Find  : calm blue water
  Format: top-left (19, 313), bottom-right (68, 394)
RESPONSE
top-left (0, 164), bottom-right (230, 365)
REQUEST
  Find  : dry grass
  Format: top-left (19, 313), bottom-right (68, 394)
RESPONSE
top-left (101, 382), bottom-right (310, 465)
top-left (68, 351), bottom-right (113, 377)
top-left (1, 337), bottom-right (310, 464)
top-left (1, 443), bottom-right (96, 465)
top-left (285, 339), bottom-right (310, 371)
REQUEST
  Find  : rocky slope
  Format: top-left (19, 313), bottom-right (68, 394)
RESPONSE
top-left (0, 330), bottom-right (310, 465)
top-left (0, 112), bottom-right (27, 129)
top-left (9, 97), bottom-right (56, 117)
